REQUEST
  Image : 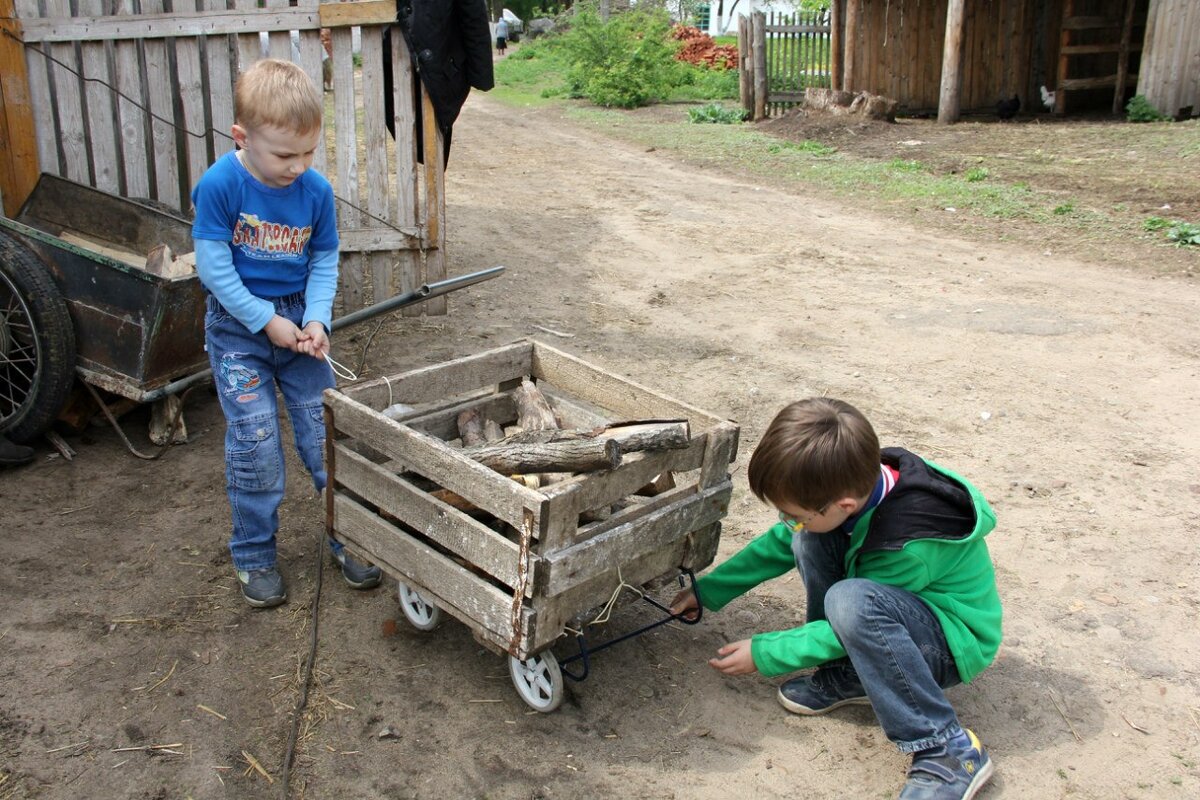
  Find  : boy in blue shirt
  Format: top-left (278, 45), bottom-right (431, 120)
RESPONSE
top-left (191, 58), bottom-right (381, 607)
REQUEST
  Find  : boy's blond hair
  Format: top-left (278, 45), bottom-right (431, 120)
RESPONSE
top-left (747, 397), bottom-right (880, 510)
top-left (234, 58), bottom-right (322, 134)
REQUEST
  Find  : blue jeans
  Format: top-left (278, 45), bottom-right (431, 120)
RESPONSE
top-left (793, 530), bottom-right (963, 752)
top-left (205, 292), bottom-right (338, 571)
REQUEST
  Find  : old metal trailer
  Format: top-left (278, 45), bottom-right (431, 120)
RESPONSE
top-left (323, 339), bottom-right (740, 711)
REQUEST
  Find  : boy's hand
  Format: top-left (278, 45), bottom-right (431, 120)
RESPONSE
top-left (264, 315), bottom-right (305, 352)
top-left (670, 589), bottom-right (701, 621)
top-left (298, 321), bottom-right (330, 359)
top-left (709, 639), bottom-right (757, 676)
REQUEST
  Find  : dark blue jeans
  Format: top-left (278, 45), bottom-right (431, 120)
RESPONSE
top-left (793, 529), bottom-right (963, 752)
top-left (205, 292), bottom-right (336, 571)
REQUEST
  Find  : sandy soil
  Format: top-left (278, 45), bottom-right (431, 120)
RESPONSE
top-left (2, 92), bottom-right (1199, 800)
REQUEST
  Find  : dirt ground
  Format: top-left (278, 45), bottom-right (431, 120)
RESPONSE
top-left (2, 91), bottom-right (1199, 800)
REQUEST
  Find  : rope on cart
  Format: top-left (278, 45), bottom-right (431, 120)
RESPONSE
top-left (563, 566), bottom-right (642, 636)
top-left (82, 380), bottom-right (198, 460)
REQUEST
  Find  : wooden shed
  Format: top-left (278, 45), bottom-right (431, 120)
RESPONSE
top-left (829, 0), bottom-right (1197, 121)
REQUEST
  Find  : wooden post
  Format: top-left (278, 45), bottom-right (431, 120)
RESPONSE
top-left (1113, 0), bottom-right (1136, 115)
top-left (0, 0), bottom-right (40, 217)
top-left (842, 0), bottom-right (859, 92)
top-left (937, 0), bottom-right (967, 124)
top-left (829, 0), bottom-right (842, 91)
top-left (752, 11), bottom-right (767, 121)
top-left (738, 14), bottom-right (753, 115)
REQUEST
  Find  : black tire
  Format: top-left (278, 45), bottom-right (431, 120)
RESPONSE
top-left (0, 231), bottom-right (76, 443)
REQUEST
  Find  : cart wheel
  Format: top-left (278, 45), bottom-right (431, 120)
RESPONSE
top-left (0, 231), bottom-right (76, 443)
top-left (397, 581), bottom-right (441, 631)
top-left (509, 651), bottom-right (564, 713)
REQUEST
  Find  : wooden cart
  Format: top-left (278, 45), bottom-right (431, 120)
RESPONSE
top-left (323, 340), bottom-right (739, 711)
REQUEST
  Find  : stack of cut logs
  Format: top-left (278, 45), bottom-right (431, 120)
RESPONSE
top-left (435, 378), bottom-right (691, 525)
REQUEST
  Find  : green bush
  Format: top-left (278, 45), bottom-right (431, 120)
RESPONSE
top-left (1126, 94), bottom-right (1171, 123)
top-left (671, 64), bottom-right (740, 101)
top-left (560, 4), bottom-right (681, 108)
top-left (687, 103), bottom-right (748, 124)
top-left (1143, 216), bottom-right (1173, 231)
top-left (965, 167), bottom-right (989, 183)
top-left (1166, 222), bottom-right (1200, 246)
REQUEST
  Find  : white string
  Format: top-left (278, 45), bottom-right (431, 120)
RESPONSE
top-left (324, 352), bottom-right (358, 381)
top-left (383, 374), bottom-right (394, 408)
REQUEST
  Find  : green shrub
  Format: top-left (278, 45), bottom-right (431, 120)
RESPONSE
top-left (888, 159), bottom-right (925, 172)
top-left (1166, 222), bottom-right (1200, 246)
top-left (1053, 201), bottom-right (1075, 215)
top-left (1126, 95), bottom-right (1170, 123)
top-left (687, 103), bottom-right (748, 124)
top-left (1143, 215), bottom-right (1173, 231)
top-left (965, 167), bottom-right (989, 182)
top-left (560, 4), bottom-right (680, 108)
top-left (671, 65), bottom-right (740, 101)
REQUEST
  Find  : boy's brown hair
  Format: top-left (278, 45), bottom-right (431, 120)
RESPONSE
top-left (747, 398), bottom-right (881, 509)
top-left (234, 58), bottom-right (322, 134)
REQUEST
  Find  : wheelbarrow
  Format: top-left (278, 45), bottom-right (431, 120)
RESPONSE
top-left (0, 173), bottom-right (503, 452)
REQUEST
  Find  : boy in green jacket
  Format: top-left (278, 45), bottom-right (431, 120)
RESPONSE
top-left (673, 398), bottom-right (1001, 800)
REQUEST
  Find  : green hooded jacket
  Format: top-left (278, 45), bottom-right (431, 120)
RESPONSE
top-left (695, 448), bottom-right (1002, 682)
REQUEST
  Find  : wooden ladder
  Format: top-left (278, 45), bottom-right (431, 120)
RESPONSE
top-left (1055, 0), bottom-right (1141, 115)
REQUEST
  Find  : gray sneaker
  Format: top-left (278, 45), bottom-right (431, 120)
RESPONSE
top-left (236, 567), bottom-right (287, 608)
top-left (333, 550), bottom-right (382, 590)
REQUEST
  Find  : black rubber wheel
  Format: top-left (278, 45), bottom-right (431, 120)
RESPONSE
top-left (0, 231), bottom-right (76, 443)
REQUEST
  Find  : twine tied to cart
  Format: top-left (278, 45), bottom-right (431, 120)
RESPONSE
top-left (563, 566), bottom-right (643, 637)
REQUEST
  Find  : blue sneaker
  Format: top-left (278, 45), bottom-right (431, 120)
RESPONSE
top-left (777, 668), bottom-right (870, 715)
top-left (899, 729), bottom-right (994, 800)
top-left (236, 567), bottom-right (287, 608)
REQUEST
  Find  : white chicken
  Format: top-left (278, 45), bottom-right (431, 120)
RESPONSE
top-left (1040, 85), bottom-right (1056, 110)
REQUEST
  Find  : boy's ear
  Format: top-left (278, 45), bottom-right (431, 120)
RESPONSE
top-left (834, 496), bottom-right (861, 515)
top-left (231, 124), bottom-right (249, 149)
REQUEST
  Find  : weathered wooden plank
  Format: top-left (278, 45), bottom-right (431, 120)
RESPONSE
top-left (340, 340), bottom-right (533, 409)
top-left (14, 0), bottom-right (58, 180)
top-left (173, 25), bottom-right (210, 195)
top-left (319, 0), bottom-right (395, 28)
top-left (420, 85), bottom-right (446, 314)
top-left (540, 390), bottom-right (611, 429)
top-left (265, 0), bottom-right (291, 62)
top-left (391, 31), bottom-right (421, 315)
top-left (112, 0), bottom-right (150, 197)
top-left (399, 391), bottom-right (517, 442)
top-left (76, 0), bottom-right (118, 194)
top-left (294, 29), bottom-right (325, 171)
top-left (325, 390), bottom-right (546, 531)
top-left (203, 0), bottom-right (236, 162)
top-left (138, 0), bottom-right (180, 207)
top-left (330, 24), bottom-right (361, 309)
top-left (333, 494), bottom-right (535, 649)
top-left (18, 7), bottom-right (320, 42)
top-left (333, 444), bottom-right (531, 591)
top-left (699, 421), bottom-right (740, 489)
top-left (531, 342), bottom-right (725, 430)
top-left (532, 522), bottom-right (722, 652)
top-left (336, 226), bottom-right (422, 252)
top-left (359, 26), bottom-right (393, 304)
top-left (232, 0), bottom-right (263, 73)
top-left (541, 482), bottom-right (731, 597)
top-left (937, 0), bottom-right (966, 123)
top-left (42, 0), bottom-right (88, 183)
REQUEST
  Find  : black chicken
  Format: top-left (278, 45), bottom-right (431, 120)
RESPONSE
top-left (996, 94), bottom-right (1020, 120)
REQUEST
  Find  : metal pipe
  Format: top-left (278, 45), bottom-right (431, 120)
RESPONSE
top-left (135, 265), bottom-right (506, 403)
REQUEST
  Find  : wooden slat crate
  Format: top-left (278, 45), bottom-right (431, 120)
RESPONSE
top-left (323, 340), bottom-right (739, 660)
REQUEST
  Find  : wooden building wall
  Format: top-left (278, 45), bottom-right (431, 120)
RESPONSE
top-left (843, 0), bottom-right (1148, 114)
top-left (1138, 0), bottom-right (1200, 117)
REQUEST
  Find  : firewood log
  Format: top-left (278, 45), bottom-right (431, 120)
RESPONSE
top-left (456, 408), bottom-right (487, 447)
top-left (595, 420), bottom-right (690, 453)
top-left (513, 377), bottom-right (560, 431)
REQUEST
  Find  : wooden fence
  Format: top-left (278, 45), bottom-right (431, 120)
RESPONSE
top-left (1, 0), bottom-right (447, 314)
top-left (738, 10), bottom-right (833, 120)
